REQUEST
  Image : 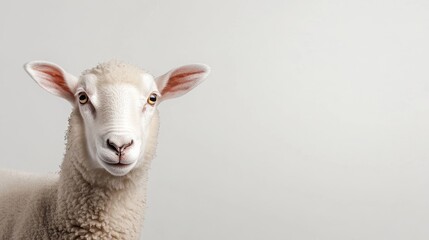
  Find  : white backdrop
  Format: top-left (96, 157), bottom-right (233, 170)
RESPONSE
top-left (1, 0), bottom-right (429, 239)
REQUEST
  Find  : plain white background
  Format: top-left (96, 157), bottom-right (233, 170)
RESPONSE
top-left (1, 0), bottom-right (429, 239)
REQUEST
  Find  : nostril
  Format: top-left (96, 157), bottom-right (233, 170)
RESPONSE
top-left (107, 139), bottom-right (134, 155)
top-left (107, 139), bottom-right (119, 154)
top-left (123, 140), bottom-right (134, 150)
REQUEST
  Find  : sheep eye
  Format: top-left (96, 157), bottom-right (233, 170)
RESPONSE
top-left (78, 92), bottom-right (88, 104)
top-left (147, 93), bottom-right (158, 105)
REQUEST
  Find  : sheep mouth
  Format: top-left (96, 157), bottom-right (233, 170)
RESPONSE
top-left (100, 158), bottom-right (135, 167)
top-left (99, 159), bottom-right (137, 176)
top-left (104, 162), bottom-right (133, 167)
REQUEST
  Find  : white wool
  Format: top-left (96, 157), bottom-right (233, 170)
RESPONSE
top-left (0, 109), bottom-right (160, 239)
top-left (82, 60), bottom-right (150, 86)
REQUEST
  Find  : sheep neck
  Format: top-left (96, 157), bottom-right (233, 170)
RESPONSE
top-left (49, 110), bottom-right (149, 239)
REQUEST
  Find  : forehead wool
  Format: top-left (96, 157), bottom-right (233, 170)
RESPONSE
top-left (81, 60), bottom-right (151, 89)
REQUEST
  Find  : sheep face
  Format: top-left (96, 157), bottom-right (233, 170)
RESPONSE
top-left (24, 60), bottom-right (210, 177)
top-left (76, 72), bottom-right (159, 176)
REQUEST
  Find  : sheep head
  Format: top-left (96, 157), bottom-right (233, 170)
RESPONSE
top-left (24, 60), bottom-right (210, 177)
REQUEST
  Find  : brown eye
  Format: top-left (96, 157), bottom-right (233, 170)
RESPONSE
top-left (147, 93), bottom-right (158, 105)
top-left (78, 92), bottom-right (88, 104)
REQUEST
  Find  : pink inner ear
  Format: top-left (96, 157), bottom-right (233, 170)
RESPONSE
top-left (33, 64), bottom-right (72, 97)
top-left (161, 70), bottom-right (206, 95)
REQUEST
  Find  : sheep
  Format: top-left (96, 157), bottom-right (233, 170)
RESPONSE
top-left (0, 60), bottom-right (210, 239)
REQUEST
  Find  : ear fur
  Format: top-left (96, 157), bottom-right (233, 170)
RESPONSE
top-left (24, 61), bottom-right (78, 103)
top-left (156, 64), bottom-right (210, 101)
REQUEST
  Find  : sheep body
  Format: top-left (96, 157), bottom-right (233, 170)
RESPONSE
top-left (0, 170), bottom-right (57, 238)
top-left (0, 108), bottom-right (157, 239)
top-left (0, 60), bottom-right (209, 239)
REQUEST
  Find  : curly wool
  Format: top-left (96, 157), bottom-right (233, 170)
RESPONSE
top-left (0, 105), bottom-right (160, 239)
top-left (83, 60), bottom-right (150, 86)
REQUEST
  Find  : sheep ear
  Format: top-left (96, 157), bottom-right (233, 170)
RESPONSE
top-left (24, 61), bottom-right (78, 103)
top-left (156, 64), bottom-right (210, 102)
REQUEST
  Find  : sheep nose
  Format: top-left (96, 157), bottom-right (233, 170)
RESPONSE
top-left (107, 138), bottom-right (134, 156)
